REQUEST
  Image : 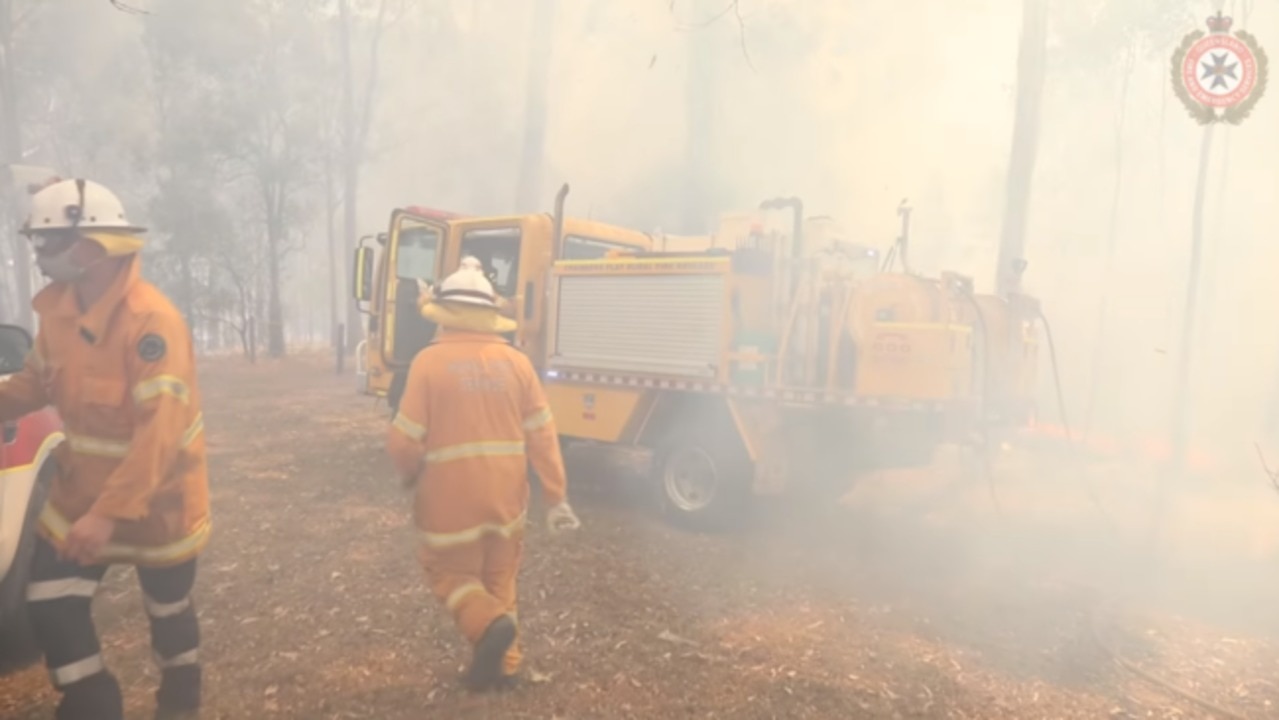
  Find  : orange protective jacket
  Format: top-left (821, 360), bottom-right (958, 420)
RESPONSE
top-left (386, 331), bottom-right (567, 548)
top-left (0, 256), bottom-right (210, 566)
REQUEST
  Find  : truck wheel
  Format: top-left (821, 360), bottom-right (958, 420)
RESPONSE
top-left (653, 430), bottom-right (751, 532)
top-left (0, 460), bottom-right (54, 673)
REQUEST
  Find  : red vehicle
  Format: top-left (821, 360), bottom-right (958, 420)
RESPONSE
top-left (0, 323), bottom-right (63, 671)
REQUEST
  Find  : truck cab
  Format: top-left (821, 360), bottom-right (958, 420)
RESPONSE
top-left (353, 196), bottom-right (652, 409)
top-left (352, 207), bottom-right (459, 403)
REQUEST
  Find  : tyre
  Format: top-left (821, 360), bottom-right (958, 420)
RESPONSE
top-left (652, 424), bottom-right (752, 532)
top-left (0, 460), bottom-right (54, 673)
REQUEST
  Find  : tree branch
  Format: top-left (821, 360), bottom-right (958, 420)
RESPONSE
top-left (670, 0), bottom-right (754, 71)
top-left (1255, 443), bottom-right (1279, 495)
top-left (189, 311), bottom-right (244, 334)
top-left (109, 0), bottom-right (150, 15)
top-left (670, 0), bottom-right (733, 30)
top-left (730, 0), bottom-right (753, 71)
top-left (355, 0), bottom-right (391, 165)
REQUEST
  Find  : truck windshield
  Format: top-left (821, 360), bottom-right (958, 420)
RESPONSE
top-left (459, 227), bottom-right (521, 297)
top-left (396, 223), bottom-right (440, 281)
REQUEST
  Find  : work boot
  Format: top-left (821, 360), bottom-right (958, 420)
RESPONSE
top-left (154, 666), bottom-right (201, 719)
top-left (465, 615), bottom-right (517, 692)
top-left (56, 672), bottom-right (124, 720)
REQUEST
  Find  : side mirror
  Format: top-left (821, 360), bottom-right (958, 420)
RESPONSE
top-left (0, 324), bottom-right (33, 376)
top-left (353, 246), bottom-right (375, 304)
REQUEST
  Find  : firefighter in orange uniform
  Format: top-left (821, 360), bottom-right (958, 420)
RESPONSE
top-left (387, 265), bottom-right (581, 692)
top-left (0, 179), bottom-right (209, 720)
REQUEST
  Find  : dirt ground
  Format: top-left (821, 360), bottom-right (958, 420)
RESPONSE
top-left (3, 353), bottom-right (1279, 719)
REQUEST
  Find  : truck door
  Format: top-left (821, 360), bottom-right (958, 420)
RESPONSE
top-left (381, 211), bottom-right (447, 368)
top-left (455, 223), bottom-right (524, 327)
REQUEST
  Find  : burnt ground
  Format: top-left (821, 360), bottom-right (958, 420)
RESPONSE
top-left (2, 353), bottom-right (1278, 719)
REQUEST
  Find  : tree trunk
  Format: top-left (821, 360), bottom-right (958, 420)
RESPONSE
top-left (266, 190), bottom-right (287, 358)
top-left (994, 0), bottom-right (1049, 296)
top-left (180, 253), bottom-right (198, 339)
top-left (325, 156), bottom-right (339, 346)
top-left (337, 0), bottom-right (390, 354)
top-left (248, 315), bottom-right (257, 364)
top-left (1082, 50), bottom-right (1136, 438)
top-left (340, 0), bottom-right (361, 355)
top-left (1148, 123), bottom-right (1217, 554)
top-left (514, 0), bottom-right (555, 213)
top-left (1169, 125), bottom-right (1216, 471)
top-left (0, 0), bottom-right (33, 328)
top-left (681, 0), bottom-right (717, 233)
top-left (235, 282), bottom-right (252, 361)
top-left (1198, 124), bottom-right (1231, 351)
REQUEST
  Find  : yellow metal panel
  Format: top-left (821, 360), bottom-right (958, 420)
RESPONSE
top-left (873, 321), bottom-right (973, 334)
top-left (717, 264), bottom-right (733, 385)
top-left (380, 210), bottom-right (448, 367)
top-left (654, 233), bottom-right (716, 252)
top-left (855, 324), bottom-right (974, 400)
top-left (561, 217), bottom-right (653, 250)
top-left (554, 257), bottom-right (731, 275)
top-left (366, 353), bottom-right (391, 397)
top-left (546, 383), bottom-right (646, 443)
top-left (725, 398), bottom-right (787, 494)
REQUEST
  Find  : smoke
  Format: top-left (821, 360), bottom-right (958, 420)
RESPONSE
top-left (17, 0), bottom-right (1279, 668)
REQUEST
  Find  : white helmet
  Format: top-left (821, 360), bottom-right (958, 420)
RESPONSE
top-left (435, 267), bottom-right (499, 308)
top-left (23, 178), bottom-right (144, 235)
top-left (459, 255), bottom-right (484, 272)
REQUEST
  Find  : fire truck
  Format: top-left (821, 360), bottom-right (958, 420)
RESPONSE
top-left (353, 187), bottom-right (1039, 528)
top-left (351, 200), bottom-right (653, 406)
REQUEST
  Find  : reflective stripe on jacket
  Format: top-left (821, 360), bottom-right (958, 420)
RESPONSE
top-left (386, 331), bottom-right (567, 547)
top-left (0, 256), bottom-right (210, 566)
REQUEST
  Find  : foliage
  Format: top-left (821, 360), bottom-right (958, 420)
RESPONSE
top-left (0, 0), bottom-right (376, 353)
top-left (1049, 0), bottom-right (1201, 77)
top-left (141, 0), bottom-right (337, 357)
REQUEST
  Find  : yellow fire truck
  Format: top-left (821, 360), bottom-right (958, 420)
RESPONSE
top-left (353, 188), bottom-right (1039, 528)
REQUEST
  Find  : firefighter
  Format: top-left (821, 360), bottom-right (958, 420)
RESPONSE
top-left (387, 265), bottom-right (581, 692)
top-left (0, 178), bottom-right (209, 720)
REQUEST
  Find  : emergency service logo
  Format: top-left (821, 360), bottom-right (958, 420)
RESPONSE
top-left (1171, 10), bottom-right (1268, 125)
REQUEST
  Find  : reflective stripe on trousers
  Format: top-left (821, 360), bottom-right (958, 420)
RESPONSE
top-left (418, 530), bottom-right (526, 677)
top-left (25, 536), bottom-right (203, 718)
top-left (419, 511), bottom-right (527, 551)
top-left (26, 539), bottom-right (110, 694)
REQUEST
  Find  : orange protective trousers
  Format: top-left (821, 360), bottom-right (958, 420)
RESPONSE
top-left (418, 531), bottom-right (525, 675)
